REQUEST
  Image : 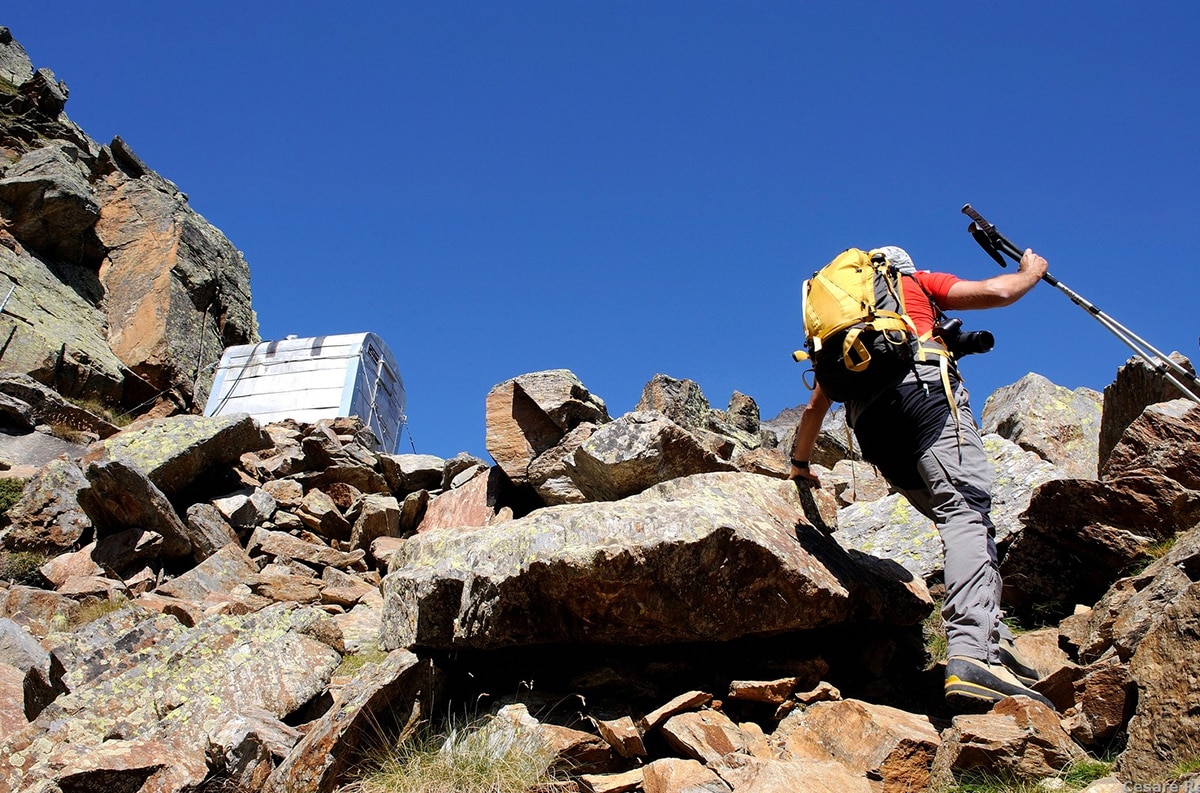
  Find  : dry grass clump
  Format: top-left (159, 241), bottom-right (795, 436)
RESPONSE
top-left (346, 711), bottom-right (564, 793)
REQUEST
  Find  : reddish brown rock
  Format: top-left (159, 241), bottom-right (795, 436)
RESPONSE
top-left (264, 649), bottom-right (439, 793)
top-left (416, 468), bottom-right (502, 532)
top-left (772, 698), bottom-right (940, 793)
top-left (485, 369), bottom-right (610, 485)
top-left (592, 715), bottom-right (646, 759)
top-left (712, 754), bottom-right (873, 793)
top-left (932, 698), bottom-right (1085, 784)
top-left (1099, 353), bottom-right (1199, 471)
top-left (1119, 582), bottom-right (1200, 781)
top-left (642, 757), bottom-right (731, 793)
top-left (660, 708), bottom-right (758, 764)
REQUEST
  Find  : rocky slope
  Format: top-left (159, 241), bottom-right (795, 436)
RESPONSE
top-left (1, 358), bottom-right (1198, 792)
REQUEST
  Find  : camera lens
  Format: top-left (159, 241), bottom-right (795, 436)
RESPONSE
top-left (958, 330), bottom-right (994, 355)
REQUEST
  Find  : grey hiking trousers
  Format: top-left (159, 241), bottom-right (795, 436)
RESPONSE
top-left (848, 362), bottom-right (1008, 663)
top-left (891, 383), bottom-right (1003, 663)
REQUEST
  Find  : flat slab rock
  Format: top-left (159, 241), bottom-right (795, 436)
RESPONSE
top-left (380, 471), bottom-right (931, 651)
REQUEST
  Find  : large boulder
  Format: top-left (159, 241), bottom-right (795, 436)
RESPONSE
top-left (415, 467), bottom-right (506, 532)
top-left (379, 471), bottom-right (931, 651)
top-left (771, 698), bottom-right (941, 793)
top-left (93, 156), bottom-right (258, 411)
top-left (931, 698), bottom-right (1085, 783)
top-left (981, 372), bottom-right (1102, 479)
top-left (0, 458), bottom-right (91, 553)
top-left (0, 27), bottom-right (35, 87)
top-left (484, 369), bottom-right (610, 486)
top-left (1098, 353), bottom-right (1200, 471)
top-left (835, 434), bottom-right (1065, 580)
top-left (564, 410), bottom-right (737, 501)
top-left (0, 143), bottom-right (103, 266)
top-left (1100, 398), bottom-right (1200, 485)
top-left (1060, 521), bottom-right (1200, 666)
top-left (636, 374), bottom-right (713, 431)
top-left (0, 373), bottom-right (119, 438)
top-left (264, 650), bottom-right (440, 793)
top-left (1055, 520), bottom-right (1200, 778)
top-left (78, 459), bottom-right (195, 559)
top-left (81, 412), bottom-right (271, 496)
top-left (634, 375), bottom-right (766, 460)
top-left (0, 246), bottom-right (129, 404)
top-left (527, 422), bottom-right (598, 505)
top-left (1002, 401), bottom-right (1200, 620)
top-left (1118, 582), bottom-right (1200, 781)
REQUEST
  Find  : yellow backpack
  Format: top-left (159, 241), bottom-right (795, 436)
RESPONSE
top-left (794, 248), bottom-right (922, 402)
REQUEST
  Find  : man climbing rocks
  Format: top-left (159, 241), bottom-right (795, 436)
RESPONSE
top-left (788, 244), bottom-right (1055, 711)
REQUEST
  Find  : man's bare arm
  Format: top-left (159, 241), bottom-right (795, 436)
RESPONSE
top-left (789, 385), bottom-right (832, 483)
top-left (942, 249), bottom-right (1048, 310)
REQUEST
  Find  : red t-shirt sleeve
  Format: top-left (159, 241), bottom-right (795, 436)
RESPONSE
top-left (912, 270), bottom-right (961, 308)
top-left (904, 271), bottom-right (962, 336)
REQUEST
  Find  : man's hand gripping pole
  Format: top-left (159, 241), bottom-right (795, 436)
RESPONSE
top-left (961, 204), bottom-right (1200, 406)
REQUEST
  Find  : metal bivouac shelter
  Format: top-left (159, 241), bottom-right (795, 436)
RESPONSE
top-left (203, 332), bottom-right (406, 453)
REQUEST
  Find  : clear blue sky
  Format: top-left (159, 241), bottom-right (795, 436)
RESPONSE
top-left (7, 3), bottom-right (1199, 459)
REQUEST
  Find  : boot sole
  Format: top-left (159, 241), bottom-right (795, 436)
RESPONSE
top-left (944, 675), bottom-right (1055, 711)
top-left (945, 675), bottom-right (1008, 706)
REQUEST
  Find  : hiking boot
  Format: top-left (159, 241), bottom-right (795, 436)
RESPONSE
top-left (999, 636), bottom-right (1040, 686)
top-left (944, 656), bottom-right (1056, 711)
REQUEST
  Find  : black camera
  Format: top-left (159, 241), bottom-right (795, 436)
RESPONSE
top-left (935, 317), bottom-right (994, 356)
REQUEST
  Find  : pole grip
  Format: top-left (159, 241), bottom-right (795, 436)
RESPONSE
top-left (962, 204), bottom-right (1024, 264)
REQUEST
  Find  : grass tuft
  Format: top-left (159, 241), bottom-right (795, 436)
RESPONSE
top-left (1174, 756), bottom-right (1200, 777)
top-left (68, 595), bottom-right (128, 629)
top-left (923, 597), bottom-right (948, 667)
top-left (347, 711), bottom-right (564, 793)
top-left (935, 756), bottom-right (1115, 792)
top-left (336, 646), bottom-right (389, 677)
top-left (0, 476), bottom-right (27, 514)
top-left (0, 549), bottom-right (47, 585)
top-left (63, 395), bottom-right (133, 428)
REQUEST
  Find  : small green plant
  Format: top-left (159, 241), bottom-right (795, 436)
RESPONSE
top-left (0, 476), bottom-right (27, 514)
top-left (0, 549), bottom-right (47, 585)
top-left (923, 597), bottom-right (948, 667)
top-left (1124, 535), bottom-right (1178, 578)
top-left (348, 712), bottom-right (564, 793)
top-left (936, 756), bottom-right (1115, 792)
top-left (1001, 615), bottom-right (1032, 637)
top-left (336, 646), bottom-right (389, 677)
top-left (1145, 536), bottom-right (1177, 561)
top-left (1063, 757), bottom-right (1115, 787)
top-left (68, 594), bottom-right (128, 629)
top-left (940, 770), bottom-right (1045, 792)
top-left (1173, 755), bottom-right (1200, 777)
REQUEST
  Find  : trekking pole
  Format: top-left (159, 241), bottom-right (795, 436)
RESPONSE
top-left (961, 204), bottom-right (1200, 407)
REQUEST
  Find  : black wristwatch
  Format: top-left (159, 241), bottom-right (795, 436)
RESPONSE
top-left (790, 459), bottom-right (809, 469)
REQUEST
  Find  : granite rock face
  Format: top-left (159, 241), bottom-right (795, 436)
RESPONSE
top-left (981, 372), bottom-right (1102, 480)
top-left (0, 29), bottom-right (257, 416)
